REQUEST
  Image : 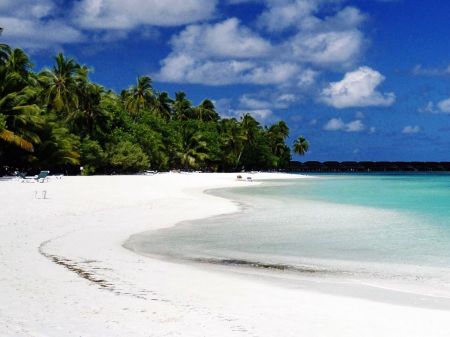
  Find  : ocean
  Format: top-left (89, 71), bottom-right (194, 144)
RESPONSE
top-left (126, 174), bottom-right (450, 298)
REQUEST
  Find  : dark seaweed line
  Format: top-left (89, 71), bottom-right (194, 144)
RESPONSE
top-left (38, 238), bottom-right (165, 302)
top-left (189, 257), bottom-right (345, 275)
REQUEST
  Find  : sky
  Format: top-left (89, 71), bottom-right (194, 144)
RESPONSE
top-left (1, 0), bottom-right (449, 161)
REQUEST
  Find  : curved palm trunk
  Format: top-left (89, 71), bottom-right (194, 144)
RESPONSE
top-left (234, 146), bottom-right (244, 170)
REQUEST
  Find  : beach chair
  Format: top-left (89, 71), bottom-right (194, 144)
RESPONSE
top-left (35, 170), bottom-right (50, 183)
top-left (16, 171), bottom-right (35, 183)
top-left (246, 176), bottom-right (253, 182)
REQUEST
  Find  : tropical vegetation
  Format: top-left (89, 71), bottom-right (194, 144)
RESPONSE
top-left (0, 44), bottom-right (309, 175)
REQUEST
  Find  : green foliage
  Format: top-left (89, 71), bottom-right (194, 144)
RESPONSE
top-left (0, 44), bottom-right (308, 174)
top-left (0, 113), bottom-right (6, 131)
top-left (80, 138), bottom-right (107, 174)
top-left (293, 136), bottom-right (309, 156)
top-left (107, 141), bottom-right (149, 173)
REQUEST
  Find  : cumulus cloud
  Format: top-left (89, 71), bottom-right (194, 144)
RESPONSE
top-left (323, 118), bottom-right (365, 132)
top-left (157, 1), bottom-right (367, 86)
top-left (321, 66), bottom-right (396, 108)
top-left (157, 54), bottom-right (306, 85)
top-left (0, 17), bottom-right (83, 49)
top-left (261, 3), bottom-right (367, 68)
top-left (0, 0), bottom-right (83, 49)
top-left (156, 18), bottom-right (320, 86)
top-left (170, 18), bottom-right (272, 59)
top-left (402, 125), bottom-right (421, 134)
top-left (239, 92), bottom-right (298, 110)
top-left (73, 0), bottom-right (217, 29)
top-left (285, 29), bottom-right (364, 68)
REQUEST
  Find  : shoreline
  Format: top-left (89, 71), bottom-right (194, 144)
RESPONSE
top-left (126, 180), bottom-right (450, 311)
top-left (2, 173), bottom-right (450, 336)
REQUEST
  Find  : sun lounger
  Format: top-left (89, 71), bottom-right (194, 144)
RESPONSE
top-left (16, 170), bottom-right (50, 183)
top-left (35, 170), bottom-right (50, 183)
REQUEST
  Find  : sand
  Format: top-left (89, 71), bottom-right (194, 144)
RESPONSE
top-left (1, 173), bottom-right (450, 337)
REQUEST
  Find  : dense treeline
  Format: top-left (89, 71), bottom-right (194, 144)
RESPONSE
top-left (0, 44), bottom-right (309, 175)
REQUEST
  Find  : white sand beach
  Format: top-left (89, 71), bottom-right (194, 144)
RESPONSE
top-left (1, 173), bottom-right (450, 337)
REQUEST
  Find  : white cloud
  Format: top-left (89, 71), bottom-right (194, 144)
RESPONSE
top-left (170, 18), bottom-right (272, 59)
top-left (418, 99), bottom-right (450, 114)
top-left (412, 64), bottom-right (450, 77)
top-left (418, 101), bottom-right (435, 113)
top-left (222, 108), bottom-right (273, 122)
top-left (73, 0), bottom-right (217, 29)
top-left (323, 118), bottom-right (365, 132)
top-left (0, 16), bottom-right (84, 49)
top-left (0, 0), bottom-right (55, 19)
top-left (286, 30), bottom-right (364, 68)
top-left (258, 0), bottom-right (320, 32)
top-left (0, 0), bottom-right (83, 49)
top-left (157, 53), bottom-right (306, 85)
top-left (321, 66), bottom-right (396, 108)
top-left (402, 125), bottom-right (421, 134)
top-left (369, 126), bottom-right (376, 133)
top-left (157, 1), bottom-right (367, 86)
top-left (156, 19), bottom-right (307, 85)
top-left (239, 92), bottom-right (298, 110)
top-left (260, 3), bottom-right (367, 69)
top-left (437, 98), bottom-right (450, 113)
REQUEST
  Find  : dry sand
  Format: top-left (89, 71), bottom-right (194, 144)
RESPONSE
top-left (1, 173), bottom-right (450, 337)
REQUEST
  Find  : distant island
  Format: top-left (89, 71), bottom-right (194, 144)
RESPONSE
top-left (0, 43), bottom-right (309, 175)
top-left (289, 161), bottom-right (450, 172)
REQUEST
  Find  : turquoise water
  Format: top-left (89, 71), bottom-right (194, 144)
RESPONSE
top-left (127, 174), bottom-right (450, 289)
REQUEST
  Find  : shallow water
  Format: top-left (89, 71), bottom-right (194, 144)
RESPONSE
top-left (127, 174), bottom-right (450, 297)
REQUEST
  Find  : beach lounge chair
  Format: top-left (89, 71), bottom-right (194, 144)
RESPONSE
top-left (35, 170), bottom-right (50, 183)
top-left (16, 171), bottom-right (35, 183)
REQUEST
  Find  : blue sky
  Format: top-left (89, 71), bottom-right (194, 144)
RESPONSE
top-left (1, 0), bottom-right (449, 161)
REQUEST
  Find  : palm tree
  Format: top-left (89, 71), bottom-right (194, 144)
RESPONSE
top-left (0, 46), bottom-right (42, 152)
top-left (173, 91), bottom-right (193, 120)
top-left (33, 114), bottom-right (80, 168)
top-left (125, 76), bottom-right (154, 119)
top-left (39, 53), bottom-right (80, 114)
top-left (219, 118), bottom-right (245, 169)
top-left (195, 99), bottom-right (219, 122)
top-left (176, 128), bottom-right (209, 170)
top-left (71, 82), bottom-right (109, 137)
top-left (293, 136), bottom-right (309, 156)
top-left (0, 123), bottom-right (35, 152)
top-left (268, 121), bottom-right (290, 161)
top-left (151, 91), bottom-right (173, 120)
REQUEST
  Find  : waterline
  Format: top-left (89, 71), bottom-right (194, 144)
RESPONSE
top-left (126, 174), bottom-right (450, 301)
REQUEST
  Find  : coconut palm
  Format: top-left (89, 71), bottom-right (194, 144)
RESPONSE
top-left (0, 46), bottom-right (41, 152)
top-left (268, 121), bottom-right (290, 160)
top-left (125, 76), bottom-right (154, 118)
top-left (293, 136), bottom-right (309, 156)
top-left (173, 91), bottom-right (193, 120)
top-left (176, 127), bottom-right (209, 170)
top-left (219, 118), bottom-right (245, 169)
top-left (195, 99), bottom-right (219, 122)
top-left (39, 53), bottom-right (80, 114)
top-left (151, 91), bottom-right (173, 120)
